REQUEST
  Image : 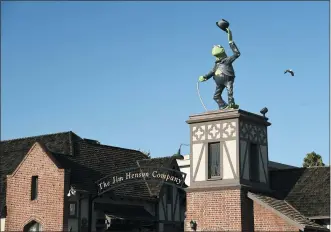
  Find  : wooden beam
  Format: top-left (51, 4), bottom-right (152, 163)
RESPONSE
top-left (193, 144), bottom-right (205, 181)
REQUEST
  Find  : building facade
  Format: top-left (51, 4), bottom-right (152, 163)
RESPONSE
top-left (0, 132), bottom-right (186, 232)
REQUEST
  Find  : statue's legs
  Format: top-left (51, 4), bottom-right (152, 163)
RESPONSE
top-left (225, 80), bottom-right (236, 107)
top-left (213, 84), bottom-right (227, 109)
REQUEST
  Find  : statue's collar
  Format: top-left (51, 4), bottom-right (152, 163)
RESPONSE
top-left (215, 58), bottom-right (225, 63)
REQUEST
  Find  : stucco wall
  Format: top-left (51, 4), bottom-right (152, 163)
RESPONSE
top-left (177, 155), bottom-right (190, 186)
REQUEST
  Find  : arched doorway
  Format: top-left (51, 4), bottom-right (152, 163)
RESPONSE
top-left (23, 220), bottom-right (42, 232)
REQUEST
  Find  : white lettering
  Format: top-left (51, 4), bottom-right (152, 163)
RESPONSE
top-left (126, 172), bottom-right (131, 179)
top-left (98, 170), bottom-right (185, 193)
top-left (98, 183), bottom-right (104, 190)
top-left (152, 171), bottom-right (158, 177)
top-left (112, 176), bottom-right (124, 184)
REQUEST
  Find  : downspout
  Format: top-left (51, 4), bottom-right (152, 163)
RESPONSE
top-left (88, 195), bottom-right (93, 232)
top-left (88, 194), bottom-right (99, 232)
top-left (155, 201), bottom-right (159, 232)
top-left (78, 196), bottom-right (82, 232)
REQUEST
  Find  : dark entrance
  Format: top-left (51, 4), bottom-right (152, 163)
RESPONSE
top-left (95, 203), bottom-right (156, 231)
top-left (23, 220), bottom-right (42, 232)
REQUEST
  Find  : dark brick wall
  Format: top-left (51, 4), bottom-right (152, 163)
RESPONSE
top-left (253, 201), bottom-right (299, 231)
top-left (184, 187), bottom-right (299, 232)
top-left (184, 189), bottom-right (242, 231)
top-left (5, 143), bottom-right (68, 231)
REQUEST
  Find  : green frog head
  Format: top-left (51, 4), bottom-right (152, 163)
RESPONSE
top-left (212, 45), bottom-right (227, 60)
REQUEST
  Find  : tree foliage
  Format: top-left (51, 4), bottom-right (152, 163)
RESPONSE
top-left (303, 151), bottom-right (325, 167)
top-left (138, 149), bottom-right (151, 158)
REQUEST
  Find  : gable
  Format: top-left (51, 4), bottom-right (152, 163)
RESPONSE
top-left (0, 131), bottom-right (80, 216)
top-left (8, 142), bottom-right (62, 178)
top-left (137, 156), bottom-right (186, 198)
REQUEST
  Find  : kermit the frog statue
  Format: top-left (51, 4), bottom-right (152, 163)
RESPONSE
top-left (198, 27), bottom-right (240, 110)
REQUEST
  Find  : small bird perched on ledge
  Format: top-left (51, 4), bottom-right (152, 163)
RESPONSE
top-left (284, 69), bottom-right (294, 76)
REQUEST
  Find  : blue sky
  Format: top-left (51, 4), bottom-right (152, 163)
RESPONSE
top-left (1, 1), bottom-right (329, 167)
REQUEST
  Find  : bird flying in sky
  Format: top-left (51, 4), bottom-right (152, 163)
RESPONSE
top-left (284, 69), bottom-right (294, 76)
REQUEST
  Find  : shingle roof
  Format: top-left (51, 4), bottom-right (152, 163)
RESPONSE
top-left (270, 167), bottom-right (330, 218)
top-left (285, 167), bottom-right (330, 218)
top-left (248, 166), bottom-right (330, 231)
top-left (269, 167), bottom-right (306, 199)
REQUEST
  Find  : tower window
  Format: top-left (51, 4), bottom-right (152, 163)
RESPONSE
top-left (208, 142), bottom-right (221, 178)
top-left (249, 144), bottom-right (260, 182)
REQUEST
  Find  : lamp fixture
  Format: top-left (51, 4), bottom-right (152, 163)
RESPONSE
top-left (67, 186), bottom-right (77, 197)
top-left (172, 143), bottom-right (189, 160)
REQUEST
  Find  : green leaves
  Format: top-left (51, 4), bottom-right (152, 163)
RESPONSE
top-left (138, 149), bottom-right (151, 158)
top-left (303, 151), bottom-right (325, 167)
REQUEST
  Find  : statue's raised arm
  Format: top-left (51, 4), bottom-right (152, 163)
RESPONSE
top-left (226, 28), bottom-right (241, 63)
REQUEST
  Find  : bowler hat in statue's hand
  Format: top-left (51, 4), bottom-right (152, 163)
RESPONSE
top-left (216, 19), bottom-right (230, 32)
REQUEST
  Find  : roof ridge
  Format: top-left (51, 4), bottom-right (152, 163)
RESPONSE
top-left (269, 160), bottom-right (295, 164)
top-left (80, 141), bottom-right (148, 155)
top-left (268, 160), bottom-right (298, 166)
top-left (270, 167), bottom-right (306, 172)
top-left (1, 131), bottom-right (76, 143)
top-left (305, 166), bottom-right (330, 169)
top-left (150, 156), bottom-right (172, 160)
top-left (138, 156), bottom-right (173, 163)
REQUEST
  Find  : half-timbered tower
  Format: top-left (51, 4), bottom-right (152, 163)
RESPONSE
top-left (185, 109), bottom-right (271, 231)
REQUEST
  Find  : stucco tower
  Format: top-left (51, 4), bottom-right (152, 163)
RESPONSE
top-left (185, 109), bottom-right (271, 231)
